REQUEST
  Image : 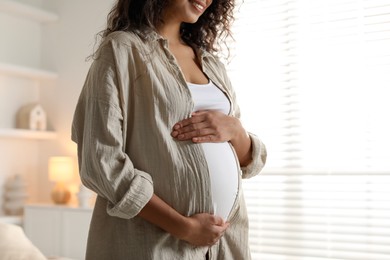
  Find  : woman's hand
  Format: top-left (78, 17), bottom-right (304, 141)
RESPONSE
top-left (171, 110), bottom-right (242, 143)
top-left (180, 213), bottom-right (229, 247)
top-left (138, 195), bottom-right (228, 247)
top-left (171, 110), bottom-right (253, 166)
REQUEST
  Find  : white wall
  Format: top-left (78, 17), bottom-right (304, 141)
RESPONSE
top-left (0, 0), bottom-right (114, 211)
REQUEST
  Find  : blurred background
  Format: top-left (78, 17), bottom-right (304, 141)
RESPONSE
top-left (0, 0), bottom-right (389, 259)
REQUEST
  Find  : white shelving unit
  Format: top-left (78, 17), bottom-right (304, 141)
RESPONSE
top-left (0, 60), bottom-right (58, 139)
top-left (0, 1), bottom-right (59, 141)
top-left (0, 62), bottom-right (58, 80)
top-left (0, 128), bottom-right (57, 140)
top-left (0, 0), bottom-right (59, 23)
top-left (0, 61), bottom-right (58, 140)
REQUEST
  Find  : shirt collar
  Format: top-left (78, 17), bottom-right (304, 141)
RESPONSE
top-left (133, 27), bottom-right (214, 60)
top-left (133, 27), bottom-right (162, 42)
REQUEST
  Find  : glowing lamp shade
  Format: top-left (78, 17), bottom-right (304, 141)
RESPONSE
top-left (49, 157), bottom-right (73, 204)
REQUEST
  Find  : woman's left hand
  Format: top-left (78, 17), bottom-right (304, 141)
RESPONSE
top-left (171, 110), bottom-right (242, 143)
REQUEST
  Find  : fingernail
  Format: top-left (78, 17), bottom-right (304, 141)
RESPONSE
top-left (174, 124), bottom-right (180, 130)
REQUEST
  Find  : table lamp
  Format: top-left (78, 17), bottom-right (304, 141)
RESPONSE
top-left (49, 156), bottom-right (73, 204)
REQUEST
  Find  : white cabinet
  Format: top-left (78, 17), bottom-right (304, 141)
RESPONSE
top-left (23, 204), bottom-right (93, 260)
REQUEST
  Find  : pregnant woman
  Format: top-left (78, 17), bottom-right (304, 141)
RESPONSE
top-left (71, 0), bottom-right (267, 259)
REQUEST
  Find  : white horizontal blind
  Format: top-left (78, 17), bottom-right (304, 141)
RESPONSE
top-left (243, 172), bottom-right (390, 260)
top-left (227, 0), bottom-right (390, 259)
top-left (295, 0), bottom-right (390, 171)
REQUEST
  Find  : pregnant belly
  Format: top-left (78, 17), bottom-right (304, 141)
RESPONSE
top-left (201, 142), bottom-right (240, 220)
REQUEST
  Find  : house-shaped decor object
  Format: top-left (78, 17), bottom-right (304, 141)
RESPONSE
top-left (16, 103), bottom-right (47, 131)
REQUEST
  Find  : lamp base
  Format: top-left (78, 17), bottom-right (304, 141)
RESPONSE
top-left (51, 183), bottom-right (71, 204)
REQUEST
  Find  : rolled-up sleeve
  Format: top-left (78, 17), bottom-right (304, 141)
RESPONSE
top-left (71, 40), bottom-right (153, 219)
top-left (241, 133), bottom-right (267, 178)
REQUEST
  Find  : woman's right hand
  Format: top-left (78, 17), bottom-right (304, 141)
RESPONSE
top-left (138, 194), bottom-right (229, 247)
top-left (180, 213), bottom-right (229, 247)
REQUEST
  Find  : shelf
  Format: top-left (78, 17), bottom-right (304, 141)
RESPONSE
top-left (0, 215), bottom-right (23, 225)
top-left (26, 203), bottom-right (94, 212)
top-left (0, 0), bottom-right (59, 23)
top-left (0, 62), bottom-right (58, 80)
top-left (0, 128), bottom-right (57, 140)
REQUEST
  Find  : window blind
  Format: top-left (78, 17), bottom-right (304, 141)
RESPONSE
top-left (227, 0), bottom-right (390, 259)
top-left (243, 172), bottom-right (390, 260)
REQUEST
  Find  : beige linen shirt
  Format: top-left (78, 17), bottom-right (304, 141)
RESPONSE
top-left (72, 30), bottom-right (267, 260)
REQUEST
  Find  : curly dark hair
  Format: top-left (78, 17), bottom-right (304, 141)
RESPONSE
top-left (100, 0), bottom-right (236, 53)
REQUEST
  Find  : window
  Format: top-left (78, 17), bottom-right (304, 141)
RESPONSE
top-left (227, 0), bottom-right (390, 259)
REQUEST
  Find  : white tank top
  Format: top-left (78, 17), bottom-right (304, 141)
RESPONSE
top-left (187, 81), bottom-right (240, 220)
